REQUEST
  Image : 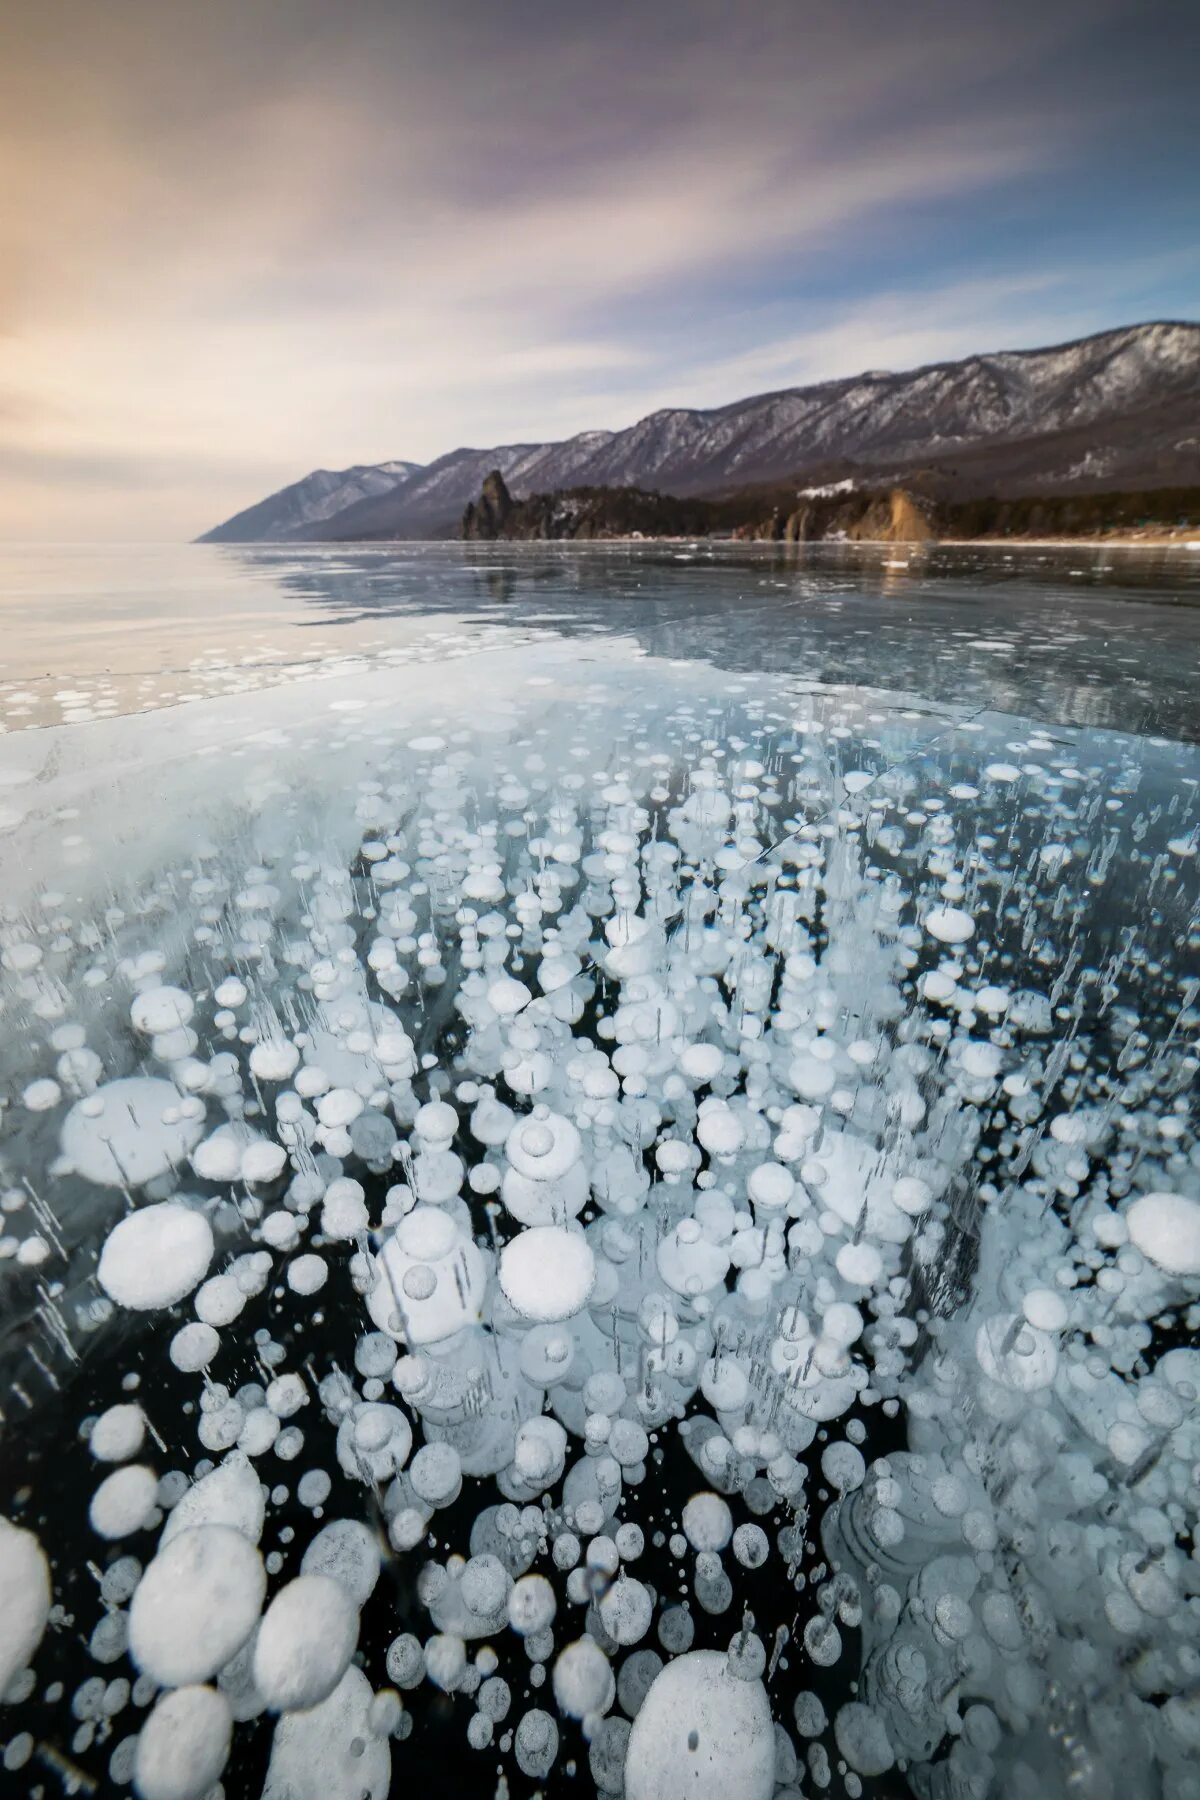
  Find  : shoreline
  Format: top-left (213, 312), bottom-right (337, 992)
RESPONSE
top-left (935, 534), bottom-right (1200, 549)
top-left (457, 533), bottom-right (1200, 550)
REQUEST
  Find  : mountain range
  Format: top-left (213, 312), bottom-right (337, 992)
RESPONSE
top-left (201, 460), bottom-right (424, 543)
top-left (199, 321), bottom-right (1200, 543)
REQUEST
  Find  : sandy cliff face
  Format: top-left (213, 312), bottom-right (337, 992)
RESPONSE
top-left (845, 489), bottom-right (936, 543)
top-left (736, 487), bottom-right (936, 543)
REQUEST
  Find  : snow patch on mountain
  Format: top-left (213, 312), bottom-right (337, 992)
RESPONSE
top-left (202, 322), bottom-right (1200, 542)
top-left (199, 461), bottom-right (425, 544)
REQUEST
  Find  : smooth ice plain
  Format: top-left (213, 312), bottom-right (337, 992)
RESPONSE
top-left (0, 541), bottom-right (1199, 1800)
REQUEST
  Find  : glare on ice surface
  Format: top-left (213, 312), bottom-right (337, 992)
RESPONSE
top-left (0, 587), bottom-right (1196, 1800)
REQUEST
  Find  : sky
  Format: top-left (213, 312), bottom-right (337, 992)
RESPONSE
top-left (0, 0), bottom-right (1197, 541)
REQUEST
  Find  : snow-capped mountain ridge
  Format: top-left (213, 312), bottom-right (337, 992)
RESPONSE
top-left (200, 322), bottom-right (1200, 542)
top-left (198, 460), bottom-right (425, 543)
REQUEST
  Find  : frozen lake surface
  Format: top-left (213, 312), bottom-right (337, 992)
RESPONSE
top-left (0, 541), bottom-right (1198, 1800)
top-left (2, 539), bottom-right (1200, 738)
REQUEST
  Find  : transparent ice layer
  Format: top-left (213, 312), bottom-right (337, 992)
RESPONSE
top-left (0, 544), bottom-right (1198, 1800)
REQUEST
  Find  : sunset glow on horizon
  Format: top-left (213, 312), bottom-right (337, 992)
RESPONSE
top-left (0, 0), bottom-right (1197, 540)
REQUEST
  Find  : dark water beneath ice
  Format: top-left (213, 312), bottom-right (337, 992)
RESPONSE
top-left (0, 543), bottom-right (1197, 1800)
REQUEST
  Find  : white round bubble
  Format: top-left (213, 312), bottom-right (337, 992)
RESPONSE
top-left (625, 1650), bottom-right (774, 1800)
top-left (134, 1685), bottom-right (232, 1800)
top-left (253, 1574), bottom-right (359, 1712)
top-left (129, 1524), bottom-right (265, 1686)
top-left (61, 1078), bottom-right (205, 1187)
top-left (499, 1226), bottom-right (596, 1322)
top-left (98, 1203), bottom-right (214, 1311)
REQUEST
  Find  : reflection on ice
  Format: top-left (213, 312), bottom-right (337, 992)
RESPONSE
top-left (2, 539), bottom-right (1200, 739)
top-left (0, 603), bottom-right (1197, 1800)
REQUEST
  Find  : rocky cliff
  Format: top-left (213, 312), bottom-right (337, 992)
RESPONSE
top-left (462, 470), bottom-right (516, 537)
top-left (202, 319), bottom-right (1200, 542)
top-left (732, 487), bottom-right (935, 543)
top-left (459, 473), bottom-right (1199, 544)
top-left (461, 475), bottom-right (938, 543)
top-left (461, 474), bottom-right (734, 540)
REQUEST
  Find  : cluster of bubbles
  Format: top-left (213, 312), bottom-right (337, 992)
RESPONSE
top-left (0, 659), bottom-right (1198, 1800)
